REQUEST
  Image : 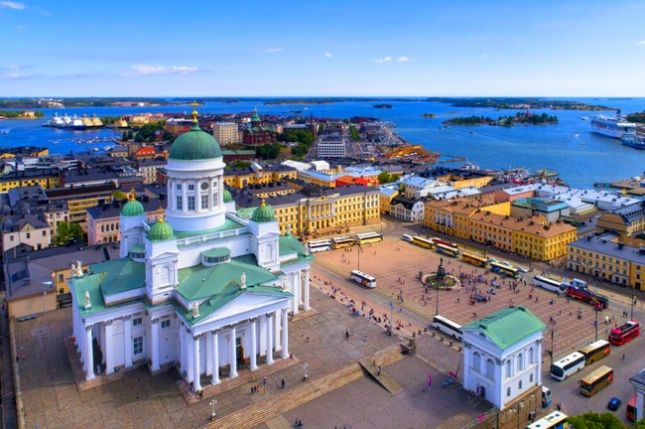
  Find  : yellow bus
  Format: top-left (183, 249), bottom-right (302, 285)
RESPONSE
top-left (412, 235), bottom-right (434, 249)
top-left (332, 236), bottom-right (355, 249)
top-left (355, 231), bottom-right (383, 245)
top-left (461, 251), bottom-right (488, 267)
top-left (525, 411), bottom-right (568, 429)
top-left (578, 340), bottom-right (610, 365)
top-left (580, 365), bottom-right (613, 397)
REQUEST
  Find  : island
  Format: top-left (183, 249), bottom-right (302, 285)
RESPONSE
top-left (373, 103), bottom-right (392, 109)
top-left (422, 113), bottom-right (435, 118)
top-left (0, 110), bottom-right (43, 119)
top-left (444, 112), bottom-right (558, 127)
top-left (626, 111), bottom-right (645, 123)
top-left (426, 97), bottom-right (612, 111)
top-left (0, 98), bottom-right (198, 109)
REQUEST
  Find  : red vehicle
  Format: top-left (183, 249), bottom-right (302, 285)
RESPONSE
top-left (626, 395), bottom-right (636, 422)
top-left (431, 237), bottom-right (458, 248)
top-left (565, 285), bottom-right (609, 309)
top-left (609, 320), bottom-right (640, 346)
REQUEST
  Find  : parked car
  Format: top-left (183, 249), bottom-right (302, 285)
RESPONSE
top-left (517, 265), bottom-right (529, 273)
top-left (607, 397), bottom-right (622, 411)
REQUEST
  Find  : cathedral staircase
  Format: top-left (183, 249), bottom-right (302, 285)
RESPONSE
top-left (203, 362), bottom-right (364, 429)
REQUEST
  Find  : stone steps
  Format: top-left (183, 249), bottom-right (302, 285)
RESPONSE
top-left (203, 363), bottom-right (364, 429)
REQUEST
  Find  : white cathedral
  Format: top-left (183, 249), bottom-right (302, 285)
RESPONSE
top-left (69, 117), bottom-right (312, 392)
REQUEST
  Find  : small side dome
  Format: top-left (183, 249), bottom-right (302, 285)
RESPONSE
top-left (121, 195), bottom-right (145, 217)
top-left (223, 188), bottom-right (233, 203)
top-left (251, 199), bottom-right (276, 223)
top-left (148, 217), bottom-right (175, 241)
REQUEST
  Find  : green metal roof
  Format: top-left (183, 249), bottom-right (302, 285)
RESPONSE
top-left (148, 219), bottom-right (175, 241)
top-left (279, 234), bottom-right (307, 256)
top-left (201, 247), bottom-right (230, 259)
top-left (121, 199), bottom-right (145, 217)
top-left (168, 124), bottom-right (222, 160)
top-left (462, 307), bottom-right (546, 350)
top-left (129, 244), bottom-right (145, 254)
top-left (176, 258), bottom-right (277, 301)
top-left (176, 285), bottom-right (290, 325)
top-left (236, 207), bottom-right (256, 219)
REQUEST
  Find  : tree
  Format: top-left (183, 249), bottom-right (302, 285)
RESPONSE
top-left (378, 172), bottom-right (399, 184)
top-left (54, 221), bottom-right (85, 245)
top-left (256, 143), bottom-right (281, 160)
top-left (568, 412), bottom-right (627, 429)
top-left (349, 125), bottom-right (361, 141)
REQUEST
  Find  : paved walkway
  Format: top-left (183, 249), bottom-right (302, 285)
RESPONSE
top-left (0, 297), bottom-right (17, 429)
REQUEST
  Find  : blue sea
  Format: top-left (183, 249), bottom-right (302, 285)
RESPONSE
top-left (0, 97), bottom-right (644, 188)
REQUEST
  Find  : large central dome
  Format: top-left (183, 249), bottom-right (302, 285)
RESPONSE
top-left (169, 124), bottom-right (222, 161)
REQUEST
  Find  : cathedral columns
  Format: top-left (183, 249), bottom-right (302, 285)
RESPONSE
top-left (85, 325), bottom-right (95, 380)
top-left (281, 309), bottom-right (289, 359)
top-left (303, 269), bottom-right (310, 311)
top-left (105, 320), bottom-right (114, 375)
top-left (273, 309), bottom-right (281, 351)
top-left (124, 316), bottom-right (133, 369)
top-left (250, 319), bottom-right (258, 370)
top-left (205, 332), bottom-right (213, 376)
top-left (265, 314), bottom-right (274, 364)
top-left (150, 319), bottom-right (160, 372)
top-left (229, 326), bottom-right (238, 378)
top-left (291, 272), bottom-right (300, 315)
top-left (193, 335), bottom-right (202, 392)
top-left (211, 330), bottom-right (220, 385)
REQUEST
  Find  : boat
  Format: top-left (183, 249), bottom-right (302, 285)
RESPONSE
top-left (44, 113), bottom-right (103, 130)
top-left (621, 133), bottom-right (645, 150)
top-left (590, 109), bottom-right (636, 139)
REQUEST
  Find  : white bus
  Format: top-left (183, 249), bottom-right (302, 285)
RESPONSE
top-left (550, 351), bottom-right (585, 381)
top-left (350, 270), bottom-right (376, 288)
top-left (525, 411), bottom-right (568, 429)
top-left (401, 234), bottom-right (413, 242)
top-left (533, 275), bottom-right (565, 294)
top-left (431, 315), bottom-right (462, 341)
top-left (307, 239), bottom-right (332, 253)
top-left (355, 231), bottom-right (383, 245)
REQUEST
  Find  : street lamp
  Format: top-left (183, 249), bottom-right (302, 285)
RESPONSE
top-left (631, 293), bottom-right (636, 320)
top-left (209, 399), bottom-right (217, 421)
top-left (388, 301), bottom-right (394, 336)
top-left (550, 326), bottom-right (555, 367)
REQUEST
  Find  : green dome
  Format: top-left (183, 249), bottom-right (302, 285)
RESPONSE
top-left (121, 199), bottom-right (145, 217)
top-left (223, 188), bottom-right (233, 203)
top-left (251, 201), bottom-right (276, 223)
top-left (148, 218), bottom-right (175, 241)
top-left (169, 124), bottom-right (222, 161)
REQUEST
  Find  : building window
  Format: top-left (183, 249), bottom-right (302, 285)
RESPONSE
top-left (201, 182), bottom-right (209, 190)
top-left (188, 184), bottom-right (195, 191)
top-left (133, 336), bottom-right (143, 355)
top-left (188, 196), bottom-right (195, 211)
top-left (161, 320), bottom-right (171, 329)
top-left (201, 195), bottom-right (208, 210)
top-left (176, 196), bottom-right (183, 210)
top-left (528, 347), bottom-right (535, 364)
top-left (133, 317), bottom-right (142, 326)
top-left (176, 183), bottom-right (181, 191)
top-left (26, 232), bottom-right (30, 239)
top-left (518, 380), bottom-right (523, 389)
top-left (58, 273), bottom-right (64, 282)
top-left (472, 352), bottom-right (481, 371)
top-left (486, 358), bottom-right (494, 379)
top-left (507, 387), bottom-right (511, 397)
top-left (530, 373), bottom-right (534, 383)
top-left (506, 360), bottom-right (512, 378)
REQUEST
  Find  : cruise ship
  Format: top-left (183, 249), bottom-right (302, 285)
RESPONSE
top-left (45, 114), bottom-right (104, 130)
top-left (590, 109), bottom-right (636, 139)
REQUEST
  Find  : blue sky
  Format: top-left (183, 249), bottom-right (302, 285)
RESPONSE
top-left (1, 0), bottom-right (645, 96)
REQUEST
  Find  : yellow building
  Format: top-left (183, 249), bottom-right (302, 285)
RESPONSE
top-left (596, 204), bottom-right (645, 237)
top-left (224, 167), bottom-right (297, 189)
top-left (567, 233), bottom-right (645, 291)
top-left (46, 183), bottom-right (116, 227)
top-left (436, 173), bottom-right (494, 190)
top-left (0, 147), bottom-right (48, 159)
top-left (379, 187), bottom-right (399, 214)
top-left (423, 196), bottom-right (510, 239)
top-left (239, 186), bottom-right (380, 238)
top-left (424, 195), bottom-right (576, 261)
top-left (0, 170), bottom-right (60, 193)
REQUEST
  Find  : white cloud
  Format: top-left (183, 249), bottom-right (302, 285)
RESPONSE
top-left (127, 64), bottom-right (200, 76)
top-left (264, 47), bottom-right (282, 53)
top-left (637, 40), bottom-right (645, 46)
top-left (374, 56), bottom-right (393, 64)
top-left (0, 1), bottom-right (25, 10)
top-left (324, 52), bottom-right (333, 58)
top-left (396, 56), bottom-right (409, 62)
top-left (0, 65), bottom-right (27, 79)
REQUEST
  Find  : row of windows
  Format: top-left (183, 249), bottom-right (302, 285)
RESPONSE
top-left (100, 223), bottom-right (119, 232)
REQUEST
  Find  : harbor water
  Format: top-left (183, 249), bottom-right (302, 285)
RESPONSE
top-left (0, 97), bottom-right (644, 188)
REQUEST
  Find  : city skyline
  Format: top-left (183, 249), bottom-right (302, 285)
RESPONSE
top-left (1, 0), bottom-right (645, 97)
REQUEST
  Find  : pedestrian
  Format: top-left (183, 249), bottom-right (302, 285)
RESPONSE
top-left (377, 366), bottom-right (382, 376)
top-left (281, 378), bottom-right (285, 389)
top-left (622, 353), bottom-right (626, 361)
top-left (345, 329), bottom-right (349, 339)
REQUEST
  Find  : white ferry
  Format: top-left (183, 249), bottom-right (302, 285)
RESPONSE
top-left (590, 109), bottom-right (636, 139)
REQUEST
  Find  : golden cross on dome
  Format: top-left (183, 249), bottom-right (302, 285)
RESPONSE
top-left (191, 101), bottom-right (199, 123)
